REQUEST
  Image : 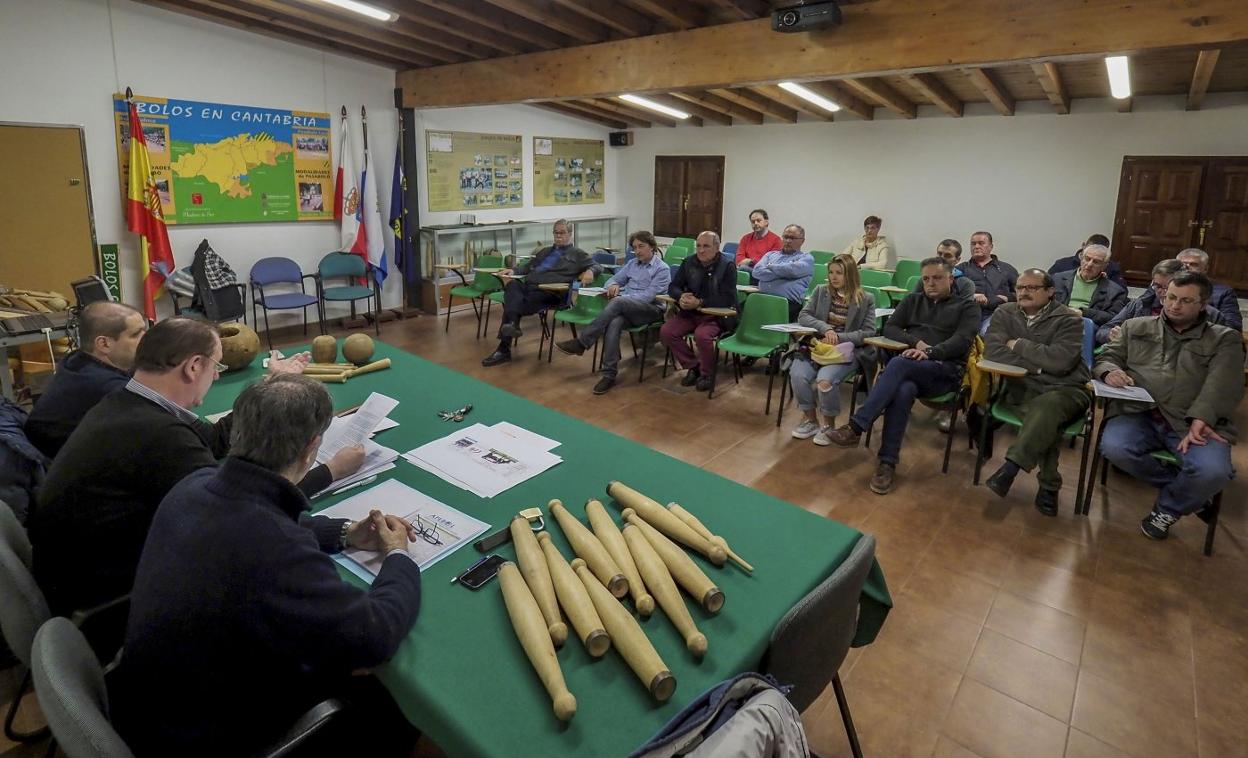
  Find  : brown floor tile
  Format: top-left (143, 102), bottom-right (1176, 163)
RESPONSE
top-left (1197, 717), bottom-right (1248, 758)
top-left (1064, 728), bottom-right (1131, 758)
top-left (1012, 529), bottom-right (1100, 577)
top-left (984, 591), bottom-right (1086, 665)
top-left (1072, 670), bottom-right (1198, 758)
top-left (898, 563), bottom-right (999, 626)
top-left (1078, 622), bottom-right (1195, 714)
top-left (1084, 585), bottom-right (1193, 661)
top-left (873, 594), bottom-right (984, 672)
top-left (940, 677), bottom-right (1068, 758)
top-left (964, 629), bottom-right (1078, 723)
top-left (999, 553), bottom-right (1098, 619)
top-left (932, 735), bottom-right (985, 757)
top-left (922, 529), bottom-right (1016, 588)
top-left (1192, 621), bottom-right (1248, 730)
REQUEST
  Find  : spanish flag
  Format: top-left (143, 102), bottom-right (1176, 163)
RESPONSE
top-left (124, 97), bottom-right (175, 321)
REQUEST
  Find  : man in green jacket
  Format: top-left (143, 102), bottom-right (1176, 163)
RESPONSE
top-left (1093, 271), bottom-right (1244, 540)
top-left (981, 269), bottom-right (1091, 516)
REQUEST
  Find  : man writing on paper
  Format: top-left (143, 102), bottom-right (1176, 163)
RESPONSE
top-left (111, 373), bottom-right (422, 756)
top-left (1094, 271), bottom-right (1244, 541)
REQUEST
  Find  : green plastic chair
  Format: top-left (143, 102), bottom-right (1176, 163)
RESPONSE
top-left (805, 266), bottom-right (829, 298)
top-left (862, 348), bottom-right (967, 473)
top-left (549, 291), bottom-right (607, 365)
top-left (671, 237), bottom-right (696, 248)
top-left (904, 275), bottom-right (921, 292)
top-left (316, 252), bottom-right (379, 335)
top-left (712, 293), bottom-right (790, 413)
top-left (665, 248), bottom-right (690, 267)
top-left (892, 260), bottom-right (923, 287)
top-left (860, 269), bottom-right (893, 288)
top-left (445, 253), bottom-right (505, 338)
top-left (810, 250), bottom-right (836, 267)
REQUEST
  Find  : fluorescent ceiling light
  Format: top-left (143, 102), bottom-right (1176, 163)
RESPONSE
top-left (778, 81), bottom-right (841, 112)
top-left (1105, 56), bottom-right (1131, 99)
top-left (618, 94), bottom-right (691, 120)
top-left (311, 0), bottom-right (396, 22)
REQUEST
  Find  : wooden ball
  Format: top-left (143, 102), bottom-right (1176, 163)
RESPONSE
top-left (218, 323), bottom-right (260, 371)
top-left (342, 333), bottom-right (375, 365)
top-left (311, 335), bottom-right (337, 364)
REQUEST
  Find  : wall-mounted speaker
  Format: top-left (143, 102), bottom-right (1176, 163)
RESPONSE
top-left (609, 131), bottom-right (633, 147)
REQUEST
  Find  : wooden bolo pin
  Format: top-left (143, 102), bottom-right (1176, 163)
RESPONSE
top-left (549, 499), bottom-right (628, 599)
top-left (606, 481), bottom-right (727, 567)
top-left (537, 532), bottom-right (610, 658)
top-left (667, 503), bottom-right (753, 573)
top-left (498, 562), bottom-right (577, 722)
top-left (511, 517), bottom-right (567, 647)
top-left (571, 558), bottom-right (676, 702)
top-left (585, 499), bottom-right (654, 616)
top-left (623, 524), bottom-right (707, 659)
top-left (621, 508), bottom-right (725, 615)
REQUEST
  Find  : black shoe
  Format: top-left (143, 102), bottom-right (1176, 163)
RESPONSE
top-left (1141, 509), bottom-right (1178, 540)
top-left (985, 462), bottom-right (1019, 498)
top-left (556, 338), bottom-right (585, 356)
top-left (498, 323), bottom-right (522, 339)
top-left (481, 349), bottom-right (512, 367)
top-left (695, 376), bottom-right (713, 392)
top-left (741, 356), bottom-right (759, 367)
top-left (592, 376), bottom-right (615, 395)
top-left (1034, 488), bottom-right (1059, 517)
top-left (680, 369), bottom-right (700, 387)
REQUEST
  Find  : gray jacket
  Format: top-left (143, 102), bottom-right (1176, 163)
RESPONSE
top-left (1052, 270), bottom-right (1128, 327)
top-left (1095, 289), bottom-right (1224, 344)
top-left (798, 286), bottom-right (877, 345)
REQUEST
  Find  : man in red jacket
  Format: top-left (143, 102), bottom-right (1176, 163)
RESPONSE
top-left (735, 208), bottom-right (783, 273)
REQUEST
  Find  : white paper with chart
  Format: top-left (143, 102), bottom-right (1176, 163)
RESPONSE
top-left (402, 422), bottom-right (563, 498)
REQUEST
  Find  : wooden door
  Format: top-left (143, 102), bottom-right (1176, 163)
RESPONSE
top-left (1111, 158), bottom-right (1204, 284)
top-left (652, 155), bottom-right (724, 239)
top-left (1200, 159), bottom-right (1248, 291)
top-left (0, 123), bottom-right (99, 296)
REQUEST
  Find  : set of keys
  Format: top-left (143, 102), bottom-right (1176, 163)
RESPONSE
top-left (437, 403), bottom-right (473, 422)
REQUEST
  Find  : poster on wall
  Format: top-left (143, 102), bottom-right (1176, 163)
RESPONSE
top-left (533, 136), bottom-right (604, 207)
top-left (425, 131), bottom-right (523, 212)
top-left (112, 94), bottom-right (334, 225)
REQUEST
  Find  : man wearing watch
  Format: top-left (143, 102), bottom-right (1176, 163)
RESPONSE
top-left (111, 373), bottom-right (422, 757)
top-left (827, 257), bottom-right (980, 494)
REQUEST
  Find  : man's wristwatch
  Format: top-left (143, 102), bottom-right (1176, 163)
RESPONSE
top-left (339, 520), bottom-right (353, 550)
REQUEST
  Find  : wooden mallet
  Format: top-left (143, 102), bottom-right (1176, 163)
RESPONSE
top-left (537, 532), bottom-right (610, 658)
top-left (511, 517), bottom-right (567, 647)
top-left (621, 508), bottom-right (724, 615)
top-left (549, 499), bottom-right (628, 599)
top-left (623, 524), bottom-right (707, 659)
top-left (498, 562), bottom-right (577, 721)
top-left (667, 503), bottom-right (753, 573)
top-left (586, 499), bottom-right (654, 616)
top-left (606, 481), bottom-right (727, 566)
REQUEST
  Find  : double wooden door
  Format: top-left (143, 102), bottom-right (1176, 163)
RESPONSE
top-left (1112, 156), bottom-right (1248, 291)
top-left (653, 156), bottom-right (724, 239)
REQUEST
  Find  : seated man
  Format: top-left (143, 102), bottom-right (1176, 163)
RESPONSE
top-left (110, 374), bottom-right (421, 757)
top-left (1094, 271), bottom-right (1243, 540)
top-left (827, 257), bottom-right (980, 494)
top-left (28, 318), bottom-right (362, 622)
top-left (1048, 234), bottom-right (1128, 290)
top-left (556, 230), bottom-right (671, 395)
top-left (753, 224), bottom-right (814, 322)
top-left (1177, 247), bottom-right (1243, 330)
top-left (1095, 259), bottom-right (1224, 344)
top-left (25, 301), bottom-right (147, 458)
top-left (1051, 243), bottom-right (1128, 327)
top-left (482, 218), bottom-right (597, 367)
top-left (922, 239), bottom-right (976, 299)
top-left (982, 269), bottom-right (1092, 516)
top-left (660, 231), bottom-right (737, 392)
top-left (735, 208), bottom-right (782, 274)
top-left (956, 230), bottom-right (1018, 330)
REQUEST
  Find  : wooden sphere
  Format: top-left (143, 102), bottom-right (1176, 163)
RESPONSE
top-left (342, 333), bottom-right (375, 365)
top-left (311, 335), bottom-right (337, 364)
top-left (218, 323), bottom-right (261, 371)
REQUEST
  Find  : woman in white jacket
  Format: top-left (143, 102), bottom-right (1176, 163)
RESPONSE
top-left (840, 215), bottom-right (895, 271)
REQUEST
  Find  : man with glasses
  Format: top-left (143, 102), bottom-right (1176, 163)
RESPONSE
top-left (753, 224), bottom-right (815, 322)
top-left (1051, 243), bottom-right (1128, 327)
top-left (1176, 247), bottom-right (1243, 330)
top-left (981, 270), bottom-right (1091, 516)
top-left (1096, 259), bottom-right (1225, 344)
top-left (1095, 271), bottom-right (1243, 540)
top-left (1048, 234), bottom-right (1128, 290)
top-left (28, 318), bottom-right (364, 640)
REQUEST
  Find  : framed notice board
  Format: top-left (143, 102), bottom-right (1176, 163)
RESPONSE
top-left (425, 131), bottom-right (523, 212)
top-left (533, 137), bottom-right (604, 206)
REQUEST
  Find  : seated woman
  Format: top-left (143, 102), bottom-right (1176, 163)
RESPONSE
top-left (841, 215), bottom-right (895, 271)
top-left (789, 254), bottom-right (877, 445)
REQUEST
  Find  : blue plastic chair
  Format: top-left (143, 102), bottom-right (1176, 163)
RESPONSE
top-left (722, 242), bottom-right (738, 256)
top-left (592, 251), bottom-right (617, 266)
top-left (250, 257), bottom-right (322, 350)
top-left (316, 252), bottom-right (380, 335)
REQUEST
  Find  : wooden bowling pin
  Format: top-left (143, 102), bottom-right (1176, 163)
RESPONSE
top-left (606, 481), bottom-right (727, 566)
top-left (549, 499), bottom-right (628, 599)
top-left (621, 508), bottom-right (725, 615)
top-left (586, 499), bottom-right (654, 616)
top-left (571, 558), bottom-right (676, 702)
top-left (498, 562), bottom-right (577, 721)
top-left (623, 525), bottom-right (707, 659)
top-left (511, 517), bottom-right (567, 647)
top-left (343, 357), bottom-right (392, 378)
top-left (667, 503), bottom-right (754, 573)
top-left (537, 532), bottom-right (610, 658)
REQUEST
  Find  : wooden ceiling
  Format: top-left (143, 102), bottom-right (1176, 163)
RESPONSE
top-left (141, 0), bottom-right (1248, 126)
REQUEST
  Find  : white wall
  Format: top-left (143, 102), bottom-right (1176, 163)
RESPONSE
top-left (615, 95), bottom-right (1248, 272)
top-left (0, 0), bottom-right (399, 324)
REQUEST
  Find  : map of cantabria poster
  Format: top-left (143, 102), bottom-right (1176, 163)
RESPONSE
top-left (425, 131), bottom-right (522, 212)
top-left (533, 137), bottom-right (604, 207)
top-left (112, 94), bottom-right (333, 225)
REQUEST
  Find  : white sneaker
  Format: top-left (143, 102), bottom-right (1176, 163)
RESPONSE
top-left (937, 411), bottom-right (952, 433)
top-left (813, 426), bottom-right (834, 446)
top-left (792, 419), bottom-right (820, 439)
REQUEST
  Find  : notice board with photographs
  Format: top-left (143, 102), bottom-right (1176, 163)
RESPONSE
top-left (425, 130), bottom-right (523, 212)
top-left (533, 137), bottom-right (605, 206)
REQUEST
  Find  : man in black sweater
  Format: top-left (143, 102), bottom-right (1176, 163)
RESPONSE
top-left (956, 230), bottom-right (1019, 330)
top-left (110, 374), bottom-right (421, 756)
top-left (659, 231), bottom-right (738, 391)
top-left (28, 318), bottom-right (362, 625)
top-left (828, 257), bottom-right (981, 494)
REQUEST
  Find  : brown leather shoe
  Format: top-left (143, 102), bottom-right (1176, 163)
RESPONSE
top-left (827, 423), bottom-right (862, 448)
top-left (869, 462), bottom-right (895, 495)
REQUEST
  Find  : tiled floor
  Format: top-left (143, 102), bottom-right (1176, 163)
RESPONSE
top-left (4, 309), bottom-right (1245, 758)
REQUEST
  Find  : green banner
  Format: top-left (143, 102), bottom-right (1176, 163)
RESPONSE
top-left (96, 244), bottom-right (122, 301)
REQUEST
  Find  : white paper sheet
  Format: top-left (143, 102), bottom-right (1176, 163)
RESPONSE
top-left (1091, 380), bottom-right (1156, 403)
top-left (318, 393), bottom-right (399, 461)
top-left (490, 421), bottom-right (560, 452)
top-left (762, 323), bottom-right (817, 333)
top-left (404, 423), bottom-right (562, 499)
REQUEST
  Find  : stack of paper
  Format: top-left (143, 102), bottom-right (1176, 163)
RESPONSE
top-left (762, 323), bottom-right (816, 333)
top-left (403, 421), bottom-right (562, 498)
top-left (315, 393), bottom-right (402, 494)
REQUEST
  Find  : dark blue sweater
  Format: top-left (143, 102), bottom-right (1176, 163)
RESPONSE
top-left (109, 457), bottom-right (422, 756)
top-left (25, 351), bottom-right (129, 459)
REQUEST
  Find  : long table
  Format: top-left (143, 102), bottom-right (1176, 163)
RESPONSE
top-left (202, 342), bottom-right (891, 757)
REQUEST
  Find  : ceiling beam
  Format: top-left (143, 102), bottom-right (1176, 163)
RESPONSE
top-left (751, 85), bottom-right (835, 121)
top-left (550, 0), bottom-right (657, 36)
top-left (708, 88), bottom-right (798, 122)
top-left (705, 0), bottom-right (771, 20)
top-left (481, 0), bottom-right (612, 43)
top-left (806, 81), bottom-right (874, 120)
top-left (841, 78), bottom-right (916, 119)
top-left (394, 5), bottom-right (535, 56)
top-left (1187, 49), bottom-right (1222, 111)
top-left (625, 0), bottom-right (707, 29)
top-left (588, 98), bottom-right (683, 127)
top-left (410, 0), bottom-right (576, 50)
top-left (669, 91), bottom-right (765, 124)
top-left (647, 93), bottom-right (733, 125)
top-left (902, 73), bottom-right (963, 117)
top-left (531, 103), bottom-right (624, 129)
top-left (966, 68), bottom-right (1016, 116)
top-left (570, 99), bottom-right (655, 126)
top-left (399, 0), bottom-right (1248, 107)
top-left (1031, 62), bottom-right (1070, 114)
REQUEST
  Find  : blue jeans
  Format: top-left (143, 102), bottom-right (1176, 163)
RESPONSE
top-left (850, 357), bottom-right (960, 465)
top-left (789, 357), bottom-right (856, 418)
top-left (1099, 412), bottom-right (1234, 517)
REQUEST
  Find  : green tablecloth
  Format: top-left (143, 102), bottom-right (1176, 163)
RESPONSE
top-left (202, 342), bottom-right (891, 758)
